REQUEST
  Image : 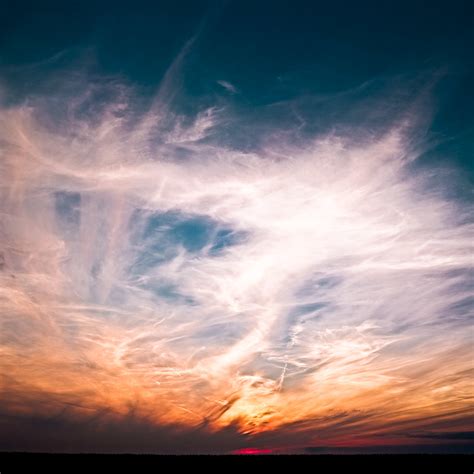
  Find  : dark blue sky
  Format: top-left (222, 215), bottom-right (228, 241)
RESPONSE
top-left (2, 0), bottom-right (472, 91)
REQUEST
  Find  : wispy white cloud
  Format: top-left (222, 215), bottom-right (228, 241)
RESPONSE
top-left (0, 70), bottom-right (472, 449)
top-left (217, 80), bottom-right (238, 94)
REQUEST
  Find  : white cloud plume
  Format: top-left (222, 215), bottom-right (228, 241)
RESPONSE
top-left (0, 72), bottom-right (472, 449)
top-left (217, 80), bottom-right (238, 94)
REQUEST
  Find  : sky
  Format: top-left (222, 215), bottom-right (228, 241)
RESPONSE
top-left (0, 0), bottom-right (473, 454)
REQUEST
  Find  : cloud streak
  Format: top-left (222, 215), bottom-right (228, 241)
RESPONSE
top-left (217, 80), bottom-right (238, 94)
top-left (0, 65), bottom-right (472, 453)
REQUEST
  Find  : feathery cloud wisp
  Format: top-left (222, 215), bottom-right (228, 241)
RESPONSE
top-left (0, 72), bottom-right (472, 452)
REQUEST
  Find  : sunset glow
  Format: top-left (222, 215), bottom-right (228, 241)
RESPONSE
top-left (0, 0), bottom-right (472, 455)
